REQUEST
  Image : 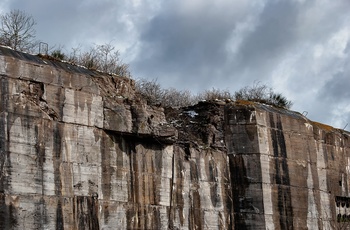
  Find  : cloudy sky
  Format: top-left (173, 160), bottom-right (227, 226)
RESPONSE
top-left (1, 0), bottom-right (350, 129)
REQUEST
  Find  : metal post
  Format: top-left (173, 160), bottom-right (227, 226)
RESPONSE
top-left (39, 42), bottom-right (48, 55)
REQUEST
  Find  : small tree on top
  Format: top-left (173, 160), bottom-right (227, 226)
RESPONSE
top-left (0, 10), bottom-right (37, 52)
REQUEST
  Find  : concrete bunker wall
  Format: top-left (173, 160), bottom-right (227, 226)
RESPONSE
top-left (0, 47), bottom-right (350, 229)
top-left (226, 104), bottom-right (350, 229)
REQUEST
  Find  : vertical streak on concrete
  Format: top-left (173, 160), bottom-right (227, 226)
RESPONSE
top-left (189, 156), bottom-right (202, 230)
top-left (229, 154), bottom-right (248, 230)
top-left (269, 113), bottom-right (293, 229)
top-left (126, 139), bottom-right (137, 230)
top-left (0, 56), bottom-right (6, 74)
top-left (0, 77), bottom-right (9, 194)
top-left (346, 157), bottom-right (350, 195)
top-left (52, 122), bottom-right (63, 230)
top-left (0, 77), bottom-right (17, 230)
top-left (100, 132), bottom-right (112, 224)
top-left (209, 157), bottom-right (219, 208)
top-left (341, 173), bottom-right (346, 195)
top-left (225, 106), bottom-right (266, 229)
top-left (316, 141), bottom-right (331, 229)
top-left (223, 154), bottom-right (234, 230)
top-left (174, 154), bottom-right (185, 228)
top-left (159, 145), bottom-right (173, 229)
top-left (168, 145), bottom-right (175, 229)
top-left (307, 156), bottom-right (319, 229)
top-left (258, 124), bottom-right (275, 230)
top-left (35, 120), bottom-right (48, 229)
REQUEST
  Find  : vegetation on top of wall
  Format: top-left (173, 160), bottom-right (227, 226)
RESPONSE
top-left (49, 43), bottom-right (131, 77)
top-left (135, 79), bottom-right (194, 107)
top-left (135, 79), bottom-right (292, 109)
top-left (0, 9), bottom-right (130, 77)
top-left (0, 9), bottom-right (292, 109)
top-left (195, 88), bottom-right (234, 102)
top-left (234, 82), bottom-right (292, 109)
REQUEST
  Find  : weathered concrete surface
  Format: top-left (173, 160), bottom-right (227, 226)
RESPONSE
top-left (222, 102), bottom-right (350, 230)
top-left (1, 46), bottom-right (350, 229)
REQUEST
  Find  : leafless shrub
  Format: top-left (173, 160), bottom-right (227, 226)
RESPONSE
top-left (48, 43), bottom-right (131, 77)
top-left (135, 79), bottom-right (195, 107)
top-left (78, 47), bottom-right (99, 69)
top-left (234, 82), bottom-right (272, 102)
top-left (96, 43), bottom-right (120, 73)
top-left (162, 88), bottom-right (194, 107)
top-left (195, 88), bottom-right (234, 101)
top-left (135, 80), bottom-right (292, 109)
top-left (135, 79), bottom-right (164, 105)
top-left (67, 46), bottom-right (81, 64)
top-left (235, 82), bottom-right (292, 109)
top-left (114, 63), bottom-right (130, 77)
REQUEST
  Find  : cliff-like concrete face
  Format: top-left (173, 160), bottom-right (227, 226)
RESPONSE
top-left (0, 46), bottom-right (350, 229)
top-left (224, 103), bottom-right (350, 230)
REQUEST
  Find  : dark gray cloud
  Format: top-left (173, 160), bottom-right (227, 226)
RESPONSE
top-left (237, 1), bottom-right (298, 67)
top-left (323, 72), bottom-right (350, 101)
top-left (316, 56), bottom-right (350, 127)
top-left (2, 0), bottom-right (350, 128)
top-left (132, 1), bottom-right (251, 91)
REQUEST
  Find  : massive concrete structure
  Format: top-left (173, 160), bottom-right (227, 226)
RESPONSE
top-left (0, 46), bottom-right (349, 229)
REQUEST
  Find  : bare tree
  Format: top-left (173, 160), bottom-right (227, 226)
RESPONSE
top-left (0, 10), bottom-right (37, 52)
top-left (78, 47), bottom-right (99, 69)
top-left (60, 43), bottom-right (130, 76)
top-left (95, 43), bottom-right (130, 76)
top-left (96, 43), bottom-right (115, 72)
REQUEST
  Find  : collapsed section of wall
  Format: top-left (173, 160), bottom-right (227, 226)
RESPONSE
top-left (0, 47), bottom-right (233, 229)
